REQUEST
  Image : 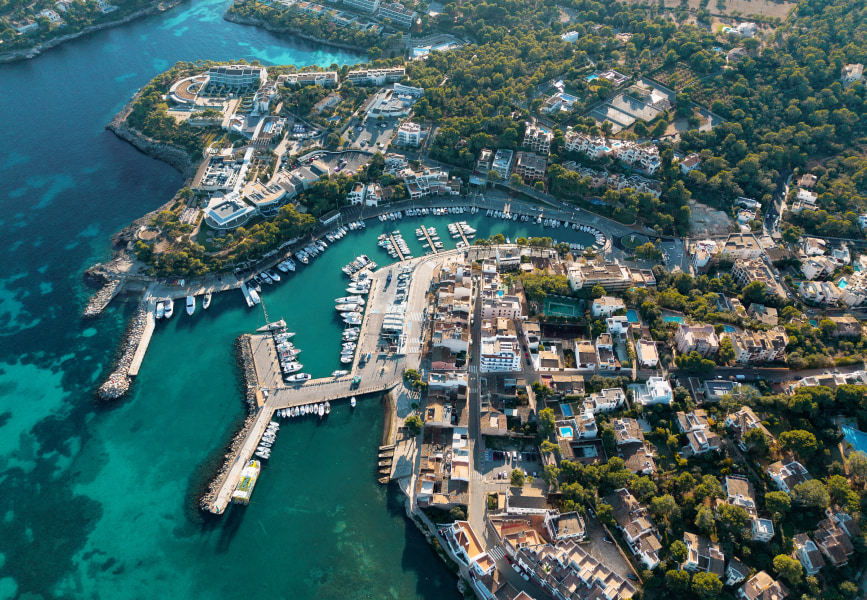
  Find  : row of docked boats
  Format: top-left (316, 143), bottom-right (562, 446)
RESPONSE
top-left (346, 273), bottom-right (372, 296)
top-left (155, 292), bottom-right (213, 320)
top-left (295, 239), bottom-right (328, 265)
top-left (378, 211), bottom-right (404, 221)
top-left (377, 232), bottom-right (412, 260)
top-left (340, 326), bottom-right (359, 364)
top-left (275, 401), bottom-right (331, 419)
top-left (447, 221), bottom-right (477, 239)
top-left (255, 421), bottom-right (280, 460)
top-left (342, 254), bottom-right (373, 276)
top-left (483, 209), bottom-right (608, 249)
top-left (416, 226), bottom-right (444, 251)
top-left (404, 206), bottom-right (476, 216)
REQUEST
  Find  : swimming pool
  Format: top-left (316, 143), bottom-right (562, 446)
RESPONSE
top-left (843, 425), bottom-right (867, 454)
top-left (497, 290), bottom-right (504, 297)
top-left (560, 404), bottom-right (574, 417)
top-left (663, 315), bottom-right (684, 323)
top-left (626, 309), bottom-right (639, 323)
top-left (724, 325), bottom-right (736, 332)
top-left (839, 278), bottom-right (848, 289)
top-left (586, 74), bottom-right (598, 81)
top-left (809, 320), bottom-right (818, 328)
top-left (559, 426), bottom-right (574, 438)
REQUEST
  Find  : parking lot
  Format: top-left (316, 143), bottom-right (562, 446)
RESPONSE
top-left (481, 447), bottom-right (543, 483)
top-left (347, 116), bottom-right (398, 151)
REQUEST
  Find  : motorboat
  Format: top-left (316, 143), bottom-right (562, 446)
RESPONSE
top-left (336, 304), bottom-right (360, 312)
top-left (260, 272), bottom-right (273, 285)
top-left (350, 396), bottom-right (356, 408)
top-left (155, 301), bottom-right (165, 319)
top-left (202, 292), bottom-right (212, 309)
top-left (318, 404), bottom-right (325, 418)
top-left (164, 298), bottom-right (174, 319)
top-left (266, 269), bottom-right (280, 282)
top-left (186, 295), bottom-right (196, 316)
top-left (343, 315), bottom-right (363, 326)
top-left (335, 296), bottom-right (364, 305)
top-left (325, 402), bottom-right (331, 415)
top-left (286, 373), bottom-right (310, 383)
top-left (332, 370), bottom-right (349, 377)
top-left (340, 355), bottom-right (353, 364)
top-left (282, 361), bottom-right (303, 373)
top-left (249, 289), bottom-right (261, 305)
top-left (249, 277), bottom-right (262, 292)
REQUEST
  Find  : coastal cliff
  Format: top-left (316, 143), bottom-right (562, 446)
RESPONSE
top-left (0, 0), bottom-right (186, 64)
top-left (222, 11), bottom-right (369, 53)
top-left (107, 88), bottom-right (197, 179)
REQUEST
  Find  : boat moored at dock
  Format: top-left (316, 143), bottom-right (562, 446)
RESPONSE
top-left (186, 295), bottom-right (195, 316)
top-left (163, 298), bottom-right (174, 319)
top-left (202, 291), bottom-right (211, 310)
top-left (231, 460), bottom-right (261, 505)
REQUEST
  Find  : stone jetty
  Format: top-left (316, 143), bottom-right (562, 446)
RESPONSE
top-left (198, 412), bottom-right (259, 512)
top-left (83, 278), bottom-right (121, 318)
top-left (237, 335), bottom-right (259, 410)
top-left (97, 301), bottom-right (149, 400)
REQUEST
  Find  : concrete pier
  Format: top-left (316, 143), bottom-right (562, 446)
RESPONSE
top-left (202, 254), bottom-right (440, 515)
top-left (419, 224), bottom-right (439, 254)
top-left (454, 222), bottom-right (470, 247)
top-left (387, 233), bottom-right (406, 261)
top-left (127, 308), bottom-right (155, 376)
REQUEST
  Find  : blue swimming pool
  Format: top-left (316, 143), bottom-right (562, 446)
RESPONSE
top-left (559, 426), bottom-right (574, 438)
top-left (586, 74), bottom-right (598, 81)
top-left (626, 309), bottom-right (639, 323)
top-left (843, 425), bottom-right (867, 454)
top-left (839, 278), bottom-right (848, 289)
top-left (809, 319), bottom-right (818, 327)
top-left (724, 325), bottom-right (736, 332)
top-left (560, 404), bottom-right (574, 417)
top-left (663, 316), bottom-right (684, 323)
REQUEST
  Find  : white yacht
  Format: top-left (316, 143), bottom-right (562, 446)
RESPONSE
top-left (332, 370), bottom-right (349, 377)
top-left (287, 373), bottom-right (310, 383)
top-left (350, 396), bottom-right (357, 408)
top-left (186, 295), bottom-right (196, 316)
top-left (164, 298), bottom-right (174, 319)
top-left (202, 292), bottom-right (212, 310)
top-left (155, 301), bottom-right (165, 319)
top-left (249, 289), bottom-right (261, 305)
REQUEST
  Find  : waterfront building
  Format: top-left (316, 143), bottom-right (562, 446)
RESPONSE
top-left (204, 192), bottom-right (256, 230)
top-left (208, 64), bottom-right (267, 90)
top-left (377, 2), bottom-right (417, 27)
top-left (346, 67), bottom-right (405, 85)
top-left (342, 0), bottom-right (380, 13)
top-left (280, 71), bottom-right (339, 87)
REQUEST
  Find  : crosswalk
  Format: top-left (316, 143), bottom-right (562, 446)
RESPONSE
top-left (407, 311), bottom-right (425, 321)
top-left (488, 545), bottom-right (506, 561)
top-left (468, 365), bottom-right (479, 374)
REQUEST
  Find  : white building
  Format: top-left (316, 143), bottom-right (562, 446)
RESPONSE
top-left (346, 67), bottom-right (405, 86)
top-left (480, 339), bottom-right (521, 373)
top-left (208, 65), bottom-right (267, 89)
top-left (491, 149), bottom-right (513, 180)
top-left (636, 377), bottom-right (672, 406)
top-left (343, 0), bottom-right (380, 13)
top-left (842, 64), bottom-right (864, 88)
top-left (591, 296), bottom-right (625, 317)
top-left (396, 121), bottom-right (421, 146)
top-left (636, 340), bottom-right (658, 368)
top-left (523, 123), bottom-right (553, 155)
top-left (377, 2), bottom-right (417, 27)
top-left (680, 153), bottom-right (701, 174)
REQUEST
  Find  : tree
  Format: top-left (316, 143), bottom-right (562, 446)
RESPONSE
top-left (634, 242), bottom-right (663, 260)
top-left (487, 169), bottom-right (501, 182)
top-left (695, 506), bottom-right (716, 533)
top-left (779, 429), bottom-right (818, 459)
top-left (773, 555), bottom-right (803, 585)
top-left (540, 440), bottom-right (561, 457)
top-left (676, 351), bottom-right (716, 373)
top-left (666, 569), bottom-right (691, 591)
top-left (541, 464), bottom-right (560, 489)
top-left (741, 280), bottom-right (767, 304)
top-left (596, 502), bottom-right (614, 526)
top-left (590, 284), bottom-right (606, 299)
top-left (849, 451), bottom-right (867, 481)
top-left (791, 480), bottom-right (830, 508)
top-left (743, 427), bottom-right (770, 454)
top-left (538, 406), bottom-right (556, 437)
top-left (510, 469), bottom-right (525, 487)
top-left (631, 476), bottom-right (658, 501)
top-left (510, 173), bottom-right (524, 187)
top-left (691, 572), bottom-right (723, 600)
top-left (404, 415), bottom-right (423, 436)
top-left (764, 491), bottom-right (791, 519)
top-left (649, 494), bottom-right (679, 523)
top-left (818, 318), bottom-right (837, 338)
top-left (670, 539), bottom-right (688, 563)
top-left (782, 225), bottom-right (803, 247)
top-left (716, 504), bottom-right (749, 540)
top-left (718, 338), bottom-right (736, 365)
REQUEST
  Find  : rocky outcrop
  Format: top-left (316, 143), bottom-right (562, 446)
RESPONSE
top-left (108, 120), bottom-right (196, 178)
top-left (0, 0), bottom-right (185, 64)
top-left (223, 11), bottom-right (368, 53)
top-left (83, 278), bottom-right (121, 318)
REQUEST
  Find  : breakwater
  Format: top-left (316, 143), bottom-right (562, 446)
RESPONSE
top-left (198, 334), bottom-right (261, 512)
top-left (97, 301), bottom-right (149, 400)
top-left (83, 278), bottom-right (121, 318)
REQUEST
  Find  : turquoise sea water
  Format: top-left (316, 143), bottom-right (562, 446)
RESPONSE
top-left (0, 2), bottom-right (603, 597)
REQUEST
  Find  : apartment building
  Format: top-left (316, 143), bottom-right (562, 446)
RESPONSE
top-left (480, 339), bottom-right (521, 373)
top-left (481, 295), bottom-right (523, 319)
top-left (491, 149), bottom-right (514, 180)
top-left (208, 64), bottom-right (268, 89)
top-left (721, 234), bottom-right (764, 260)
top-left (377, 2), bottom-right (417, 27)
top-left (523, 123), bottom-right (553, 154)
top-left (513, 152), bottom-right (547, 182)
top-left (280, 70), bottom-right (338, 87)
top-left (731, 259), bottom-right (779, 295)
top-left (799, 280), bottom-right (841, 305)
top-left (346, 67), bottom-right (405, 85)
top-left (591, 296), bottom-right (625, 317)
top-left (567, 260), bottom-right (633, 292)
top-left (396, 121), bottom-right (421, 146)
top-left (722, 328), bottom-right (788, 364)
top-left (342, 0), bottom-right (380, 13)
top-left (674, 323), bottom-right (720, 357)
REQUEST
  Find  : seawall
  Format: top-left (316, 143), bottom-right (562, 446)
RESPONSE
top-left (97, 300), bottom-right (150, 401)
top-left (0, 0), bottom-right (185, 64)
top-left (223, 11), bottom-right (369, 53)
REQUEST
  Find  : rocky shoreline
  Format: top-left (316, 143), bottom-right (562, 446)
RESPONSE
top-left (198, 334), bottom-right (260, 511)
top-left (0, 0), bottom-right (185, 64)
top-left (83, 278), bottom-right (121, 318)
top-left (97, 301), bottom-right (148, 401)
top-left (107, 92), bottom-right (196, 178)
top-left (223, 11), bottom-right (369, 53)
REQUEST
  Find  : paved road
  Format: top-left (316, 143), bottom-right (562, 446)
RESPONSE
top-left (468, 276), bottom-right (485, 535)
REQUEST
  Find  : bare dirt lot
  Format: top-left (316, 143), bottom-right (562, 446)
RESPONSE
top-left (617, 0), bottom-right (795, 19)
